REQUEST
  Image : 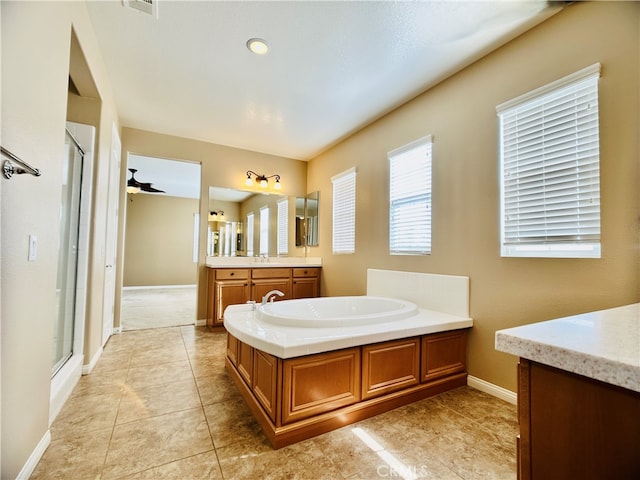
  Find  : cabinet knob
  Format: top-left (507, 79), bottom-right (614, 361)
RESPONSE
top-left (304, 270), bottom-right (308, 274)
top-left (230, 272), bottom-right (235, 276)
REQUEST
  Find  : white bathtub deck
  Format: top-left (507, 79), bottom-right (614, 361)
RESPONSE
top-left (223, 302), bottom-right (472, 358)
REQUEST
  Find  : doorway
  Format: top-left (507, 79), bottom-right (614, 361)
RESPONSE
top-left (120, 154), bottom-right (201, 331)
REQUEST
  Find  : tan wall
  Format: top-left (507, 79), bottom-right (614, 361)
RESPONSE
top-left (124, 194), bottom-right (199, 286)
top-left (1, 1), bottom-right (120, 477)
top-left (118, 128), bottom-right (308, 323)
top-left (307, 2), bottom-right (640, 392)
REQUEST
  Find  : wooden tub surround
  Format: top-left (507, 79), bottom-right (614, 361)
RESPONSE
top-left (225, 329), bottom-right (468, 448)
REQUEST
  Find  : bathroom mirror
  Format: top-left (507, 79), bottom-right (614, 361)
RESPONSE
top-left (208, 186), bottom-right (306, 257)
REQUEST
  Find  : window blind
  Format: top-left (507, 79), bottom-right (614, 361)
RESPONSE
top-left (277, 199), bottom-right (289, 255)
top-left (259, 207), bottom-right (269, 256)
top-left (246, 212), bottom-right (254, 257)
top-left (497, 64), bottom-right (601, 258)
top-left (332, 167), bottom-right (356, 254)
top-left (388, 135), bottom-right (432, 255)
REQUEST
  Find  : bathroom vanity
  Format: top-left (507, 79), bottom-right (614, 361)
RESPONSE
top-left (496, 304), bottom-right (640, 480)
top-left (205, 258), bottom-right (322, 327)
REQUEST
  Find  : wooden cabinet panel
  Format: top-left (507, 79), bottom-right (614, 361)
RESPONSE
top-left (518, 359), bottom-right (640, 480)
top-left (362, 338), bottom-right (420, 400)
top-left (252, 278), bottom-right (291, 302)
top-left (253, 349), bottom-right (280, 423)
top-left (292, 268), bottom-right (319, 278)
top-left (215, 269), bottom-right (249, 280)
top-left (237, 341), bottom-right (254, 386)
top-left (282, 348), bottom-right (360, 424)
top-left (421, 330), bottom-right (467, 382)
top-left (292, 277), bottom-right (318, 299)
top-left (227, 334), bottom-right (239, 366)
top-left (252, 268), bottom-right (291, 279)
top-left (215, 280), bottom-right (251, 325)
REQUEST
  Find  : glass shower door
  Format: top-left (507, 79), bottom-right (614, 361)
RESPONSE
top-left (52, 132), bottom-right (83, 376)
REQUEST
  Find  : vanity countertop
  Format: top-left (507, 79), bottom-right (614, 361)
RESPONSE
top-left (495, 303), bottom-right (640, 393)
top-left (205, 256), bottom-right (322, 269)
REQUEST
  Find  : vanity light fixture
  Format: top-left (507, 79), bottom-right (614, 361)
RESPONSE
top-left (245, 170), bottom-right (281, 190)
top-left (210, 210), bottom-right (225, 221)
top-left (246, 38), bottom-right (269, 55)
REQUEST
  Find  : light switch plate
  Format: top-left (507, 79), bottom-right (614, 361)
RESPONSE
top-left (28, 234), bottom-right (37, 261)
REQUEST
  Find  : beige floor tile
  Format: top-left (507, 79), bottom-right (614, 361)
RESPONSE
top-left (30, 427), bottom-right (112, 480)
top-left (125, 359), bottom-right (193, 390)
top-left (118, 450), bottom-right (223, 479)
top-left (50, 390), bottom-right (121, 440)
top-left (102, 407), bottom-right (213, 479)
top-left (203, 400), bottom-right (268, 449)
top-left (195, 372), bottom-right (242, 406)
top-left (189, 352), bottom-right (227, 377)
top-left (70, 367), bottom-right (128, 398)
top-left (129, 343), bottom-right (190, 367)
top-left (116, 378), bottom-right (202, 424)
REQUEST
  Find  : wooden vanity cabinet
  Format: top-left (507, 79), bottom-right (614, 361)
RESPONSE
top-left (207, 266), bottom-right (321, 327)
top-left (517, 359), bottom-right (640, 480)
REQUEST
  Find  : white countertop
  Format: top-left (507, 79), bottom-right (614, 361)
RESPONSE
top-left (495, 303), bottom-right (640, 392)
top-left (206, 256), bottom-right (322, 268)
top-left (224, 303), bottom-right (472, 358)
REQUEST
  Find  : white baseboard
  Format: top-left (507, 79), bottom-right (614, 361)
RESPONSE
top-left (82, 346), bottom-right (103, 375)
top-left (16, 430), bottom-right (51, 480)
top-left (467, 375), bottom-right (517, 405)
top-left (122, 284), bottom-right (197, 290)
top-left (195, 318), bottom-right (207, 327)
top-left (50, 354), bottom-right (83, 425)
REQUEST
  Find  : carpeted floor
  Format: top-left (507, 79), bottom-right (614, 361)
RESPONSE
top-left (120, 286), bottom-right (197, 330)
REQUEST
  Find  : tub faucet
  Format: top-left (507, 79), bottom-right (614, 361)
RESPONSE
top-left (262, 290), bottom-right (284, 305)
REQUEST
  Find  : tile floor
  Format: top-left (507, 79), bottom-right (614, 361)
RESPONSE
top-left (32, 326), bottom-right (518, 480)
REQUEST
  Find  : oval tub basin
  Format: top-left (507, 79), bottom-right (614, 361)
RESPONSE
top-left (259, 296), bottom-right (418, 327)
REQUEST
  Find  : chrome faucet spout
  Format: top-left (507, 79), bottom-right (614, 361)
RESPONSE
top-left (262, 289), bottom-right (284, 305)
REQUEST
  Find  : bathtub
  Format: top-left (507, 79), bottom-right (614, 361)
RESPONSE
top-left (259, 295), bottom-right (419, 327)
top-left (223, 270), bottom-right (473, 448)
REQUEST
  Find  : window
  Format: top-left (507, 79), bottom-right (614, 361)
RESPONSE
top-left (277, 198), bottom-right (289, 255)
top-left (246, 212), bottom-right (254, 257)
top-left (497, 63), bottom-right (601, 258)
top-left (332, 167), bottom-right (356, 254)
top-left (388, 135), bottom-right (432, 255)
top-left (259, 206), bottom-right (269, 256)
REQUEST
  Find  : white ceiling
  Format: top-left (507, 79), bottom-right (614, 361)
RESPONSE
top-left (86, 0), bottom-right (562, 162)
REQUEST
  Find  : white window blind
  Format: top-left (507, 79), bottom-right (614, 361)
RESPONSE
top-left (246, 212), bottom-right (254, 257)
top-left (388, 135), bottom-right (432, 255)
top-left (259, 207), bottom-right (269, 256)
top-left (277, 198), bottom-right (289, 255)
top-left (497, 63), bottom-right (601, 258)
top-left (332, 167), bottom-right (356, 254)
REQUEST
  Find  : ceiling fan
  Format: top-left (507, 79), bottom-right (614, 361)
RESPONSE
top-left (126, 168), bottom-right (165, 194)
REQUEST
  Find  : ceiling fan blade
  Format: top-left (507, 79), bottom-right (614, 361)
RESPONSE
top-left (140, 183), bottom-right (165, 193)
top-left (127, 168), bottom-right (165, 193)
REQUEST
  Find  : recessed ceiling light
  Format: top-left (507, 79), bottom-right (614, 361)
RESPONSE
top-left (246, 38), bottom-right (269, 55)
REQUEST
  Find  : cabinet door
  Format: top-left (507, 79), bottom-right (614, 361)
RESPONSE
top-left (215, 280), bottom-right (251, 325)
top-left (252, 278), bottom-right (291, 302)
top-left (421, 330), bottom-right (467, 382)
top-left (292, 277), bottom-right (319, 299)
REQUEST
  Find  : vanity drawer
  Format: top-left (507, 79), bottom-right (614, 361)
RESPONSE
top-left (216, 269), bottom-right (249, 280)
top-left (252, 268), bottom-right (291, 279)
top-left (293, 268), bottom-right (319, 278)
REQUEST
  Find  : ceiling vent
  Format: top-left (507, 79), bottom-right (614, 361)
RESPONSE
top-left (123, 0), bottom-right (158, 19)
